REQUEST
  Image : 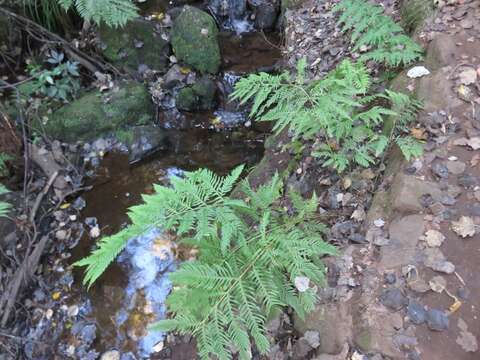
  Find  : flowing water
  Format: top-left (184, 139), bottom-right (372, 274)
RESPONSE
top-left (70, 16), bottom-right (282, 358)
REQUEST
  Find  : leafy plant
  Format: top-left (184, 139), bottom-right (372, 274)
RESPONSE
top-left (21, 50), bottom-right (80, 101)
top-left (334, 0), bottom-right (423, 67)
top-left (0, 153), bottom-right (12, 177)
top-left (232, 59), bottom-right (423, 172)
top-left (23, 0), bottom-right (70, 31)
top-left (0, 184), bottom-right (12, 218)
top-left (57, 0), bottom-right (138, 27)
top-left (77, 166), bottom-right (335, 359)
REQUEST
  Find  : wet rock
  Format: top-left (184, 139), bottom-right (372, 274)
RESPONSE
top-left (99, 19), bottom-right (170, 73)
top-left (426, 309), bottom-right (449, 331)
top-left (163, 64), bottom-right (187, 88)
top-left (45, 81), bottom-right (153, 142)
top-left (248, 0), bottom-right (280, 30)
top-left (171, 6), bottom-right (221, 73)
top-left (176, 76), bottom-right (217, 111)
top-left (390, 174), bottom-right (441, 213)
top-left (380, 215), bottom-right (424, 269)
top-left (379, 288), bottom-right (408, 311)
top-left (101, 350), bottom-right (120, 360)
top-left (407, 300), bottom-right (427, 325)
top-left (125, 125), bottom-right (168, 162)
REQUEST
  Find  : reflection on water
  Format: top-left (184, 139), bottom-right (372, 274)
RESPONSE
top-left (116, 228), bottom-right (176, 357)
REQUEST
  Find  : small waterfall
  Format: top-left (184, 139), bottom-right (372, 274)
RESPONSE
top-left (208, 0), bottom-right (254, 34)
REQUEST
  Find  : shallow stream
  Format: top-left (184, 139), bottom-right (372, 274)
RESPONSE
top-left (70, 12), bottom-right (282, 358)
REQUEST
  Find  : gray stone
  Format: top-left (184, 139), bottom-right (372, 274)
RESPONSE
top-left (446, 160), bottom-right (466, 175)
top-left (99, 19), bottom-right (170, 73)
top-left (432, 163), bottom-right (449, 179)
top-left (426, 309), bottom-right (449, 331)
top-left (101, 351), bottom-right (120, 360)
top-left (390, 174), bottom-right (442, 214)
top-left (294, 302), bottom-right (352, 355)
top-left (417, 70), bottom-right (462, 112)
top-left (248, 0), bottom-right (280, 30)
top-left (171, 6), bottom-right (221, 74)
top-left (407, 300), bottom-right (427, 325)
top-left (125, 125), bottom-right (168, 162)
top-left (458, 174), bottom-right (478, 188)
top-left (380, 215), bottom-right (425, 269)
top-left (425, 34), bottom-right (457, 70)
top-left (379, 288), bottom-right (408, 311)
top-left (163, 64), bottom-right (187, 88)
top-left (423, 248), bottom-right (455, 274)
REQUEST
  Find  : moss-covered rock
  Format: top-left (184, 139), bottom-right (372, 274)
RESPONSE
top-left (176, 76), bottom-right (217, 111)
top-left (176, 87), bottom-right (197, 111)
top-left (171, 6), bottom-right (221, 74)
top-left (44, 81), bottom-right (154, 142)
top-left (99, 19), bottom-right (170, 72)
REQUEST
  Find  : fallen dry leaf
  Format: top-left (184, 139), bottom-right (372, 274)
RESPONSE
top-left (452, 216), bottom-right (476, 238)
top-left (458, 68), bottom-right (477, 85)
top-left (429, 275), bottom-right (446, 293)
top-left (411, 127), bottom-right (427, 140)
top-left (422, 229), bottom-right (445, 247)
top-left (456, 318), bottom-right (478, 352)
top-left (453, 137), bottom-right (480, 150)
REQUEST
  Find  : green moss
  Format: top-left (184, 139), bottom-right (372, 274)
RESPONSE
top-left (400, 0), bottom-right (434, 33)
top-left (99, 19), bottom-right (170, 72)
top-left (44, 81), bottom-right (154, 142)
top-left (176, 87), bottom-right (197, 111)
top-left (171, 6), bottom-right (221, 74)
top-left (176, 76), bottom-right (216, 111)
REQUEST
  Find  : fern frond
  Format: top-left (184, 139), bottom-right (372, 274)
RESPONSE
top-left (0, 184), bottom-right (11, 218)
top-left (57, 0), bottom-right (138, 27)
top-left (76, 165), bottom-right (247, 287)
top-left (151, 180), bottom-right (335, 360)
top-left (335, 0), bottom-right (423, 67)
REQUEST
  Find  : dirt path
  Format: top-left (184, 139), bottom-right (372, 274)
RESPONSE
top-left (291, 1), bottom-right (480, 359)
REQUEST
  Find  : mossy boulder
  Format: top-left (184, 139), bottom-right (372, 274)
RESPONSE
top-left (44, 81), bottom-right (154, 142)
top-left (171, 6), bottom-right (221, 74)
top-left (99, 19), bottom-right (170, 72)
top-left (176, 76), bottom-right (216, 111)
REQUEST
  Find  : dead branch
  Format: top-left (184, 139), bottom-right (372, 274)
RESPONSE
top-left (0, 6), bottom-right (121, 76)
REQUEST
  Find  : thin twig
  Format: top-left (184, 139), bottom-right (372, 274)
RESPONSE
top-left (29, 171), bottom-right (59, 223)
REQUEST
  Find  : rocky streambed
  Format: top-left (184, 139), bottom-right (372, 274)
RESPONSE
top-left (17, 1), bottom-right (285, 359)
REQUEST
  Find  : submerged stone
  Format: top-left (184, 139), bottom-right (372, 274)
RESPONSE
top-left (45, 81), bottom-right (154, 142)
top-left (99, 19), bottom-right (170, 73)
top-left (171, 6), bottom-right (221, 74)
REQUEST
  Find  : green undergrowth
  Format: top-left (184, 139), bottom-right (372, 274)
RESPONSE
top-left (232, 59), bottom-right (423, 173)
top-left (334, 0), bottom-right (423, 67)
top-left (77, 166), bottom-right (335, 359)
